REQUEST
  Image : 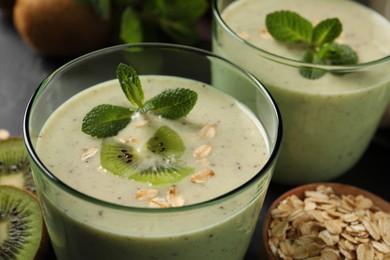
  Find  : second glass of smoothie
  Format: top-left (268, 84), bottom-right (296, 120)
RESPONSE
top-left (23, 43), bottom-right (282, 260)
top-left (212, 0), bottom-right (390, 184)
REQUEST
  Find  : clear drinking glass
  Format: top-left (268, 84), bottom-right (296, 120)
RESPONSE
top-left (212, 0), bottom-right (390, 184)
top-left (23, 43), bottom-right (282, 260)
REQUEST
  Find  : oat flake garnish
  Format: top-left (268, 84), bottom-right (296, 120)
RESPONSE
top-left (237, 31), bottom-right (250, 40)
top-left (259, 28), bottom-right (272, 39)
top-left (120, 136), bottom-right (138, 145)
top-left (135, 188), bottom-right (159, 200)
top-left (190, 169), bottom-right (215, 184)
top-left (267, 185), bottom-right (390, 259)
top-left (81, 147), bottom-right (99, 161)
top-left (134, 119), bottom-right (148, 128)
top-left (149, 197), bottom-right (170, 208)
top-left (199, 124), bottom-right (216, 139)
top-left (166, 187), bottom-right (185, 207)
top-left (193, 144), bottom-right (212, 158)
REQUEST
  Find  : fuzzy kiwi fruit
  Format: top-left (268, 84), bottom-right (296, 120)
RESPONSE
top-left (0, 185), bottom-right (48, 259)
top-left (0, 137), bottom-right (36, 194)
top-left (101, 126), bottom-right (194, 185)
top-left (13, 0), bottom-right (112, 57)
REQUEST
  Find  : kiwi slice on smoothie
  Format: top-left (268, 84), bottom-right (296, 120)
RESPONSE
top-left (101, 126), bottom-right (194, 185)
top-left (0, 185), bottom-right (48, 259)
top-left (0, 137), bottom-right (36, 193)
top-left (146, 125), bottom-right (185, 158)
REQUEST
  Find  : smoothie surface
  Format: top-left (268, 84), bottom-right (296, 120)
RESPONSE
top-left (221, 0), bottom-right (390, 63)
top-left (215, 0), bottom-right (390, 183)
top-left (37, 76), bottom-right (269, 207)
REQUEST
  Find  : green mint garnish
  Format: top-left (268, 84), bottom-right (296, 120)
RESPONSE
top-left (82, 63), bottom-right (198, 138)
top-left (144, 88), bottom-right (198, 119)
top-left (117, 63), bottom-right (144, 108)
top-left (266, 10), bottom-right (358, 79)
top-left (82, 104), bottom-right (133, 138)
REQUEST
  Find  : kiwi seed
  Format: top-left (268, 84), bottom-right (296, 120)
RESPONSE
top-left (0, 137), bottom-right (36, 194)
top-left (101, 138), bottom-right (140, 178)
top-left (0, 185), bottom-right (48, 259)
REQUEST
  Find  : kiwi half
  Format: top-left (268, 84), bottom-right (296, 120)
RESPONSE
top-left (0, 137), bottom-right (36, 193)
top-left (0, 185), bottom-right (48, 259)
top-left (101, 126), bottom-right (194, 185)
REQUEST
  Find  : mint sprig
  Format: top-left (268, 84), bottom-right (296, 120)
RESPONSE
top-left (76, 0), bottom-right (208, 45)
top-left (82, 63), bottom-right (198, 138)
top-left (266, 11), bottom-right (358, 79)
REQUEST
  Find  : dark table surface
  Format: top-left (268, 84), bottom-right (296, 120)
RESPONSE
top-left (1, 12), bottom-right (389, 260)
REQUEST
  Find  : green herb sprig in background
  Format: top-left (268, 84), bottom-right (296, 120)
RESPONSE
top-left (82, 63), bottom-right (198, 138)
top-left (75, 0), bottom-right (209, 45)
top-left (266, 10), bottom-right (358, 79)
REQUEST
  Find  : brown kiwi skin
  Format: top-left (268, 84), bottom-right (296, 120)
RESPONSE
top-left (13, 0), bottom-right (113, 57)
top-left (27, 189), bottom-right (50, 260)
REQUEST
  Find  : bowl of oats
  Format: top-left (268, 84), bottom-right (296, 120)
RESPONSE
top-left (262, 183), bottom-right (390, 260)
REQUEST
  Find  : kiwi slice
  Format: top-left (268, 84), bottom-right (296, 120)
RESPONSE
top-left (101, 126), bottom-right (194, 185)
top-left (146, 125), bottom-right (185, 158)
top-left (101, 137), bottom-right (140, 178)
top-left (0, 137), bottom-right (36, 194)
top-left (0, 185), bottom-right (48, 259)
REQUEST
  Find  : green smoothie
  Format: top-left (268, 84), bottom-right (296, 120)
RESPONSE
top-left (35, 75), bottom-right (272, 259)
top-left (213, 0), bottom-right (390, 184)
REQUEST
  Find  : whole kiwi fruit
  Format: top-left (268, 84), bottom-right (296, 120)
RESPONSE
top-left (0, 185), bottom-right (49, 259)
top-left (13, 0), bottom-right (113, 57)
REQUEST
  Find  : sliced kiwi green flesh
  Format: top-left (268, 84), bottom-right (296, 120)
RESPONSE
top-left (101, 126), bottom-right (194, 185)
top-left (146, 125), bottom-right (185, 158)
top-left (0, 185), bottom-right (48, 259)
top-left (0, 137), bottom-right (36, 194)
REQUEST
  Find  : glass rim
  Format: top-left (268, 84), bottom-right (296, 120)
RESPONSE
top-left (23, 42), bottom-right (283, 213)
top-left (212, 0), bottom-right (390, 71)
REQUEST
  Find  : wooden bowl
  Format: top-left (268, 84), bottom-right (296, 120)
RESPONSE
top-left (262, 182), bottom-right (390, 260)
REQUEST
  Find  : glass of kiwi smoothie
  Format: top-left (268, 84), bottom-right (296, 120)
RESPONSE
top-left (212, 0), bottom-right (390, 185)
top-left (23, 43), bottom-right (282, 260)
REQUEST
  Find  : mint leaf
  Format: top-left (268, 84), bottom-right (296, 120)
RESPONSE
top-left (266, 11), bottom-right (312, 43)
top-left (300, 50), bottom-right (326, 79)
top-left (144, 88), bottom-right (198, 119)
top-left (82, 104), bottom-right (133, 138)
top-left (312, 18), bottom-right (342, 47)
top-left (120, 6), bottom-right (143, 43)
top-left (265, 10), bottom-right (358, 80)
top-left (116, 63), bottom-right (144, 108)
top-left (320, 43), bottom-right (358, 65)
top-left (83, 64), bottom-right (198, 138)
top-left (142, 0), bottom-right (208, 45)
top-left (144, 0), bottom-right (208, 21)
top-left (160, 19), bottom-right (198, 45)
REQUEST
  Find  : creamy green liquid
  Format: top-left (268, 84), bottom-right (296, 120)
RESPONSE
top-left (36, 76), bottom-right (272, 259)
top-left (214, 0), bottom-right (390, 184)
